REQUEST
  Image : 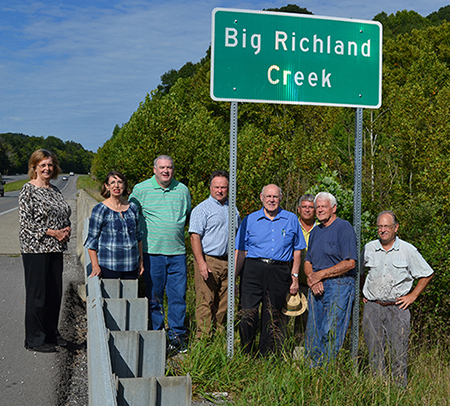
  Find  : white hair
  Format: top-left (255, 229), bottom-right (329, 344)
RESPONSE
top-left (314, 192), bottom-right (337, 208)
top-left (261, 184), bottom-right (283, 198)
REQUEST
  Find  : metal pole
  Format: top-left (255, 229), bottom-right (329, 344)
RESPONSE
top-left (227, 101), bottom-right (238, 358)
top-left (351, 107), bottom-right (363, 363)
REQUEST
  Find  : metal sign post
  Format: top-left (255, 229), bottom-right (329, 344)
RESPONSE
top-left (227, 101), bottom-right (238, 358)
top-left (351, 107), bottom-right (363, 362)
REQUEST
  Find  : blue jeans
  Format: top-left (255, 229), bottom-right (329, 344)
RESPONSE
top-left (305, 276), bottom-right (355, 367)
top-left (143, 254), bottom-right (187, 341)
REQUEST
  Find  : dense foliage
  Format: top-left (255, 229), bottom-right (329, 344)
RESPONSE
top-left (0, 132), bottom-right (94, 174)
top-left (92, 6), bottom-right (450, 339)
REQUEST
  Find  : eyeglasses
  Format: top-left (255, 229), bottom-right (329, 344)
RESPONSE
top-left (108, 180), bottom-right (124, 186)
top-left (377, 224), bottom-right (395, 230)
top-left (37, 163), bottom-right (54, 169)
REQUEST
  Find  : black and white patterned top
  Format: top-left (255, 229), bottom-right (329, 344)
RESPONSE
top-left (19, 182), bottom-right (71, 254)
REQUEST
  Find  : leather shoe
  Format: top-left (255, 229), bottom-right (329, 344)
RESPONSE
top-left (26, 343), bottom-right (57, 353)
top-left (56, 337), bottom-right (68, 347)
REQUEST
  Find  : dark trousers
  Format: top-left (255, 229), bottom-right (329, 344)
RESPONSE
top-left (22, 252), bottom-right (63, 348)
top-left (100, 265), bottom-right (139, 279)
top-left (239, 258), bottom-right (291, 355)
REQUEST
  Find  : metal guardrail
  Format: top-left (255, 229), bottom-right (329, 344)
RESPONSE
top-left (82, 217), bottom-right (192, 406)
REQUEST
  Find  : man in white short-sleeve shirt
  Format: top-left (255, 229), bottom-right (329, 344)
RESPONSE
top-left (362, 210), bottom-right (434, 386)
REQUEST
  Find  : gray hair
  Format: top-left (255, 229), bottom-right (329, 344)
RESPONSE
top-left (298, 193), bottom-right (315, 207)
top-left (314, 192), bottom-right (337, 208)
top-left (377, 210), bottom-right (398, 225)
top-left (153, 155), bottom-right (174, 168)
top-left (261, 184), bottom-right (283, 198)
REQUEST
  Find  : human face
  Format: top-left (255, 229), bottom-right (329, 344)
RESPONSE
top-left (260, 184), bottom-right (281, 217)
top-left (210, 176), bottom-right (228, 204)
top-left (153, 158), bottom-right (174, 188)
top-left (298, 200), bottom-right (315, 224)
top-left (377, 213), bottom-right (399, 248)
top-left (35, 157), bottom-right (54, 182)
top-left (315, 198), bottom-right (336, 227)
top-left (105, 175), bottom-right (125, 198)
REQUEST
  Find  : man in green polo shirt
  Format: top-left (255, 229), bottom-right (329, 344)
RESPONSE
top-left (130, 155), bottom-right (191, 353)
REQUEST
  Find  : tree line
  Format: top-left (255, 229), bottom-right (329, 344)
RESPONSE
top-left (0, 132), bottom-right (94, 175)
top-left (91, 5), bottom-right (450, 340)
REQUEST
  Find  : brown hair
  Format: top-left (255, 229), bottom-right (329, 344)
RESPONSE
top-left (28, 149), bottom-right (61, 180)
top-left (101, 171), bottom-right (130, 198)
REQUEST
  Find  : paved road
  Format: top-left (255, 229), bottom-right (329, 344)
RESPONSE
top-left (0, 175), bottom-right (84, 406)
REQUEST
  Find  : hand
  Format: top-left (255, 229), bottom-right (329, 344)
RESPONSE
top-left (362, 297), bottom-right (368, 304)
top-left (198, 261), bottom-right (211, 281)
top-left (290, 277), bottom-right (299, 295)
top-left (396, 293), bottom-right (417, 310)
top-left (311, 282), bottom-right (324, 296)
top-left (52, 227), bottom-right (71, 242)
top-left (138, 261), bottom-right (145, 276)
top-left (90, 265), bottom-right (102, 278)
top-left (307, 271), bottom-right (322, 288)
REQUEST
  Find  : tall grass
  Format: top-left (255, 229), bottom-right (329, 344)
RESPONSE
top-left (4, 178), bottom-right (28, 192)
top-left (77, 175), bottom-right (103, 202)
top-left (168, 265), bottom-right (450, 405)
top-left (168, 331), bottom-right (450, 405)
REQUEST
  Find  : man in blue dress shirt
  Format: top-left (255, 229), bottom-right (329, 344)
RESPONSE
top-left (235, 184), bottom-right (306, 355)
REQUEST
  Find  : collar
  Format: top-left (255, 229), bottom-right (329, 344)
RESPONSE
top-left (256, 207), bottom-right (286, 221)
top-left (208, 194), bottom-right (229, 206)
top-left (150, 175), bottom-right (177, 191)
top-left (300, 221), bottom-right (317, 233)
top-left (375, 236), bottom-right (400, 252)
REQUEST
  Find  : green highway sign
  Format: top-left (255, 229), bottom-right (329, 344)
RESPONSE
top-left (211, 8), bottom-right (382, 108)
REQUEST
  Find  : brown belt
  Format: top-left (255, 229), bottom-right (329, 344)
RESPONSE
top-left (374, 300), bottom-right (398, 306)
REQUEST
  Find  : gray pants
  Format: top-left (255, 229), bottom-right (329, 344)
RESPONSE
top-left (363, 301), bottom-right (410, 386)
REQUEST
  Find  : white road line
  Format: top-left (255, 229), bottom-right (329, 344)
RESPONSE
top-left (0, 206), bottom-right (18, 216)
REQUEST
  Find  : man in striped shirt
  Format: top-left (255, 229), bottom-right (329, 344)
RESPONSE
top-left (189, 170), bottom-right (240, 339)
top-left (130, 155), bottom-right (191, 353)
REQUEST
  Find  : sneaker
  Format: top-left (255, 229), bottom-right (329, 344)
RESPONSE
top-left (168, 339), bottom-right (188, 354)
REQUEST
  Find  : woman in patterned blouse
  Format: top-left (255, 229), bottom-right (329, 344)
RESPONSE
top-left (19, 149), bottom-right (71, 353)
top-left (84, 171), bottom-right (144, 279)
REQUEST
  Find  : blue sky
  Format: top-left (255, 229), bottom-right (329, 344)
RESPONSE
top-left (0, 0), bottom-right (448, 152)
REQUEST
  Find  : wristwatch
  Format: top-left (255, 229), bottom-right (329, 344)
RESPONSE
top-left (291, 273), bottom-right (299, 278)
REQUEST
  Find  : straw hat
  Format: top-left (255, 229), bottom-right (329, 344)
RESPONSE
top-left (282, 292), bottom-right (307, 317)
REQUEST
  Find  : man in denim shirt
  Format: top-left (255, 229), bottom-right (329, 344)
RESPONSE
top-left (362, 210), bottom-right (433, 386)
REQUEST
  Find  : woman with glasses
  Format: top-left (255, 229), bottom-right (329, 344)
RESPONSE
top-left (84, 170), bottom-right (144, 279)
top-left (19, 149), bottom-right (71, 353)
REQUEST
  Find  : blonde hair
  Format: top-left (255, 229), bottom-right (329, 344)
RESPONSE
top-left (28, 149), bottom-right (61, 180)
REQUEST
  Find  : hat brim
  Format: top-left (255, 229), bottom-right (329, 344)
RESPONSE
top-left (282, 307), bottom-right (307, 317)
top-left (281, 292), bottom-right (308, 316)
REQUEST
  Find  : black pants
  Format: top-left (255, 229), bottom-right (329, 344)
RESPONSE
top-left (22, 252), bottom-right (63, 348)
top-left (239, 258), bottom-right (290, 355)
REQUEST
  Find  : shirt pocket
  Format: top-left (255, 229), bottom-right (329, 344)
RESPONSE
top-left (392, 259), bottom-right (409, 277)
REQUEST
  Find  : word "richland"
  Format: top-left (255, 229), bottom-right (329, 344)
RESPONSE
top-left (225, 28), bottom-right (372, 58)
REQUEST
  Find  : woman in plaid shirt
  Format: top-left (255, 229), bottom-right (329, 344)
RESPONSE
top-left (85, 171), bottom-right (144, 279)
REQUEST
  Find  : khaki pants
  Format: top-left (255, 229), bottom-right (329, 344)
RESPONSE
top-left (194, 254), bottom-right (228, 338)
